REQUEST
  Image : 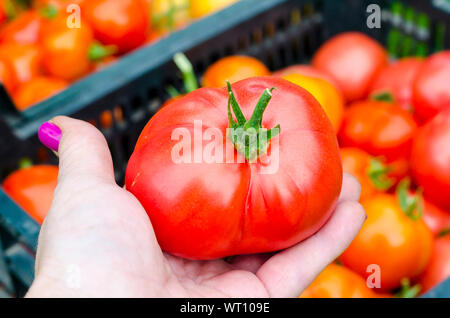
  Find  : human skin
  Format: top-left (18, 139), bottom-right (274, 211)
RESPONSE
top-left (26, 116), bottom-right (365, 298)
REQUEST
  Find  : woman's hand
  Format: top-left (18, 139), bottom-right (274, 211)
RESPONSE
top-left (27, 116), bottom-right (365, 298)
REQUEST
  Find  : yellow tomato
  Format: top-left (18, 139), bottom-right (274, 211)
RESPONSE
top-left (283, 73), bottom-right (344, 132)
top-left (190, 0), bottom-right (238, 19)
top-left (151, 0), bottom-right (191, 32)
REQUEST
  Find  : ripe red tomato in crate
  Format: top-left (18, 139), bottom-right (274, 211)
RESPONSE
top-left (312, 32), bottom-right (388, 103)
top-left (125, 77), bottom-right (342, 260)
top-left (411, 109), bottom-right (450, 211)
top-left (413, 51), bottom-right (450, 123)
top-left (370, 57), bottom-right (424, 114)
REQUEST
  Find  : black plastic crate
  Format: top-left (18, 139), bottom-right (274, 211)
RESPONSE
top-left (0, 0), bottom-right (449, 297)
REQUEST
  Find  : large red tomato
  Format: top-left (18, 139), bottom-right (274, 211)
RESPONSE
top-left (312, 32), bottom-right (388, 102)
top-left (125, 77), bottom-right (342, 260)
top-left (84, 0), bottom-right (150, 53)
top-left (423, 201), bottom-right (450, 237)
top-left (413, 51), bottom-right (450, 122)
top-left (370, 57), bottom-right (424, 113)
top-left (411, 109), bottom-right (450, 210)
top-left (418, 233), bottom-right (450, 293)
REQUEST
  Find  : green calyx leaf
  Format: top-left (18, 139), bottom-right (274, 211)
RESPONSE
top-left (226, 81), bottom-right (280, 163)
top-left (396, 178), bottom-right (424, 221)
top-left (18, 157), bottom-right (32, 169)
top-left (372, 91), bottom-right (395, 103)
top-left (368, 157), bottom-right (395, 190)
top-left (173, 53), bottom-right (198, 94)
top-left (394, 278), bottom-right (421, 298)
top-left (438, 228), bottom-right (450, 238)
top-left (88, 43), bottom-right (117, 62)
top-left (40, 4), bottom-right (59, 19)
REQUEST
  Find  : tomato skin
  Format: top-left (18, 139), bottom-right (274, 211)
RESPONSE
top-left (339, 101), bottom-right (417, 169)
top-left (0, 10), bottom-right (44, 45)
top-left (423, 201), bottom-right (450, 236)
top-left (370, 57), bottom-right (424, 113)
top-left (340, 194), bottom-right (433, 291)
top-left (40, 16), bottom-right (93, 81)
top-left (150, 0), bottom-right (191, 33)
top-left (418, 234), bottom-right (450, 293)
top-left (125, 77), bottom-right (342, 260)
top-left (300, 264), bottom-right (382, 298)
top-left (283, 73), bottom-right (344, 131)
top-left (413, 51), bottom-right (450, 122)
top-left (12, 76), bottom-right (68, 110)
top-left (0, 44), bottom-right (43, 85)
top-left (2, 165), bottom-right (58, 224)
top-left (411, 109), bottom-right (450, 210)
top-left (0, 56), bottom-right (16, 93)
top-left (312, 32), bottom-right (388, 102)
top-left (190, 0), bottom-right (238, 18)
top-left (84, 0), bottom-right (149, 53)
top-left (202, 56), bottom-right (270, 88)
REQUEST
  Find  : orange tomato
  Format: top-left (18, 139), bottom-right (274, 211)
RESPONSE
top-left (190, 0), bottom-right (238, 19)
top-left (0, 10), bottom-right (45, 45)
top-left (84, 0), bottom-right (150, 53)
top-left (0, 56), bottom-right (16, 93)
top-left (300, 264), bottom-right (383, 298)
top-left (33, 0), bottom-right (85, 10)
top-left (40, 15), bottom-right (93, 81)
top-left (340, 147), bottom-right (394, 201)
top-left (202, 55), bottom-right (270, 88)
top-left (273, 64), bottom-right (340, 90)
top-left (12, 76), bottom-right (68, 110)
top-left (151, 0), bottom-right (191, 33)
top-left (340, 184), bottom-right (433, 291)
top-left (283, 73), bottom-right (344, 131)
top-left (2, 165), bottom-right (58, 224)
top-left (418, 233), bottom-right (450, 293)
top-left (0, 43), bottom-right (43, 85)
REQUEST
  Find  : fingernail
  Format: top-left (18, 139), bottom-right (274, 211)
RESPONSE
top-left (38, 122), bottom-right (61, 152)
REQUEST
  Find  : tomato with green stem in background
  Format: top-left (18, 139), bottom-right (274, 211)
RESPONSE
top-left (2, 164), bottom-right (58, 224)
top-left (190, 0), bottom-right (238, 19)
top-left (411, 109), bottom-right (450, 211)
top-left (125, 76), bottom-right (342, 260)
top-left (418, 231), bottom-right (450, 294)
top-left (339, 100), bottom-right (417, 182)
top-left (370, 57), bottom-right (424, 114)
top-left (0, 43), bottom-right (43, 85)
top-left (84, 0), bottom-right (150, 54)
top-left (312, 32), bottom-right (388, 103)
top-left (12, 76), bottom-right (68, 110)
top-left (413, 51), bottom-right (450, 122)
top-left (202, 55), bottom-right (270, 88)
top-left (0, 56), bottom-right (16, 93)
top-left (283, 73), bottom-right (344, 132)
top-left (423, 203), bottom-right (450, 237)
top-left (33, 0), bottom-right (85, 10)
top-left (340, 147), bottom-right (394, 202)
top-left (300, 263), bottom-right (389, 298)
top-left (40, 15), bottom-right (114, 81)
top-left (340, 179), bottom-right (434, 291)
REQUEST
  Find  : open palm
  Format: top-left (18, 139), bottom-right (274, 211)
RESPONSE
top-left (27, 117), bottom-right (365, 298)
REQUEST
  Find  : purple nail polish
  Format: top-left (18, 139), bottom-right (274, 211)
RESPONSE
top-left (38, 122), bottom-right (61, 152)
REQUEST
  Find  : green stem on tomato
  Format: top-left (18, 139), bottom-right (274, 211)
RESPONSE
top-left (173, 53), bottom-right (199, 94)
top-left (396, 178), bottom-right (424, 221)
top-left (367, 157), bottom-right (395, 190)
top-left (88, 43), bottom-right (117, 62)
top-left (372, 91), bottom-right (395, 103)
top-left (394, 278), bottom-right (421, 298)
top-left (226, 81), bottom-right (280, 162)
top-left (40, 4), bottom-right (59, 19)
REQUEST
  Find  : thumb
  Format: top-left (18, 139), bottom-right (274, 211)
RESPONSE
top-left (38, 116), bottom-right (116, 185)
